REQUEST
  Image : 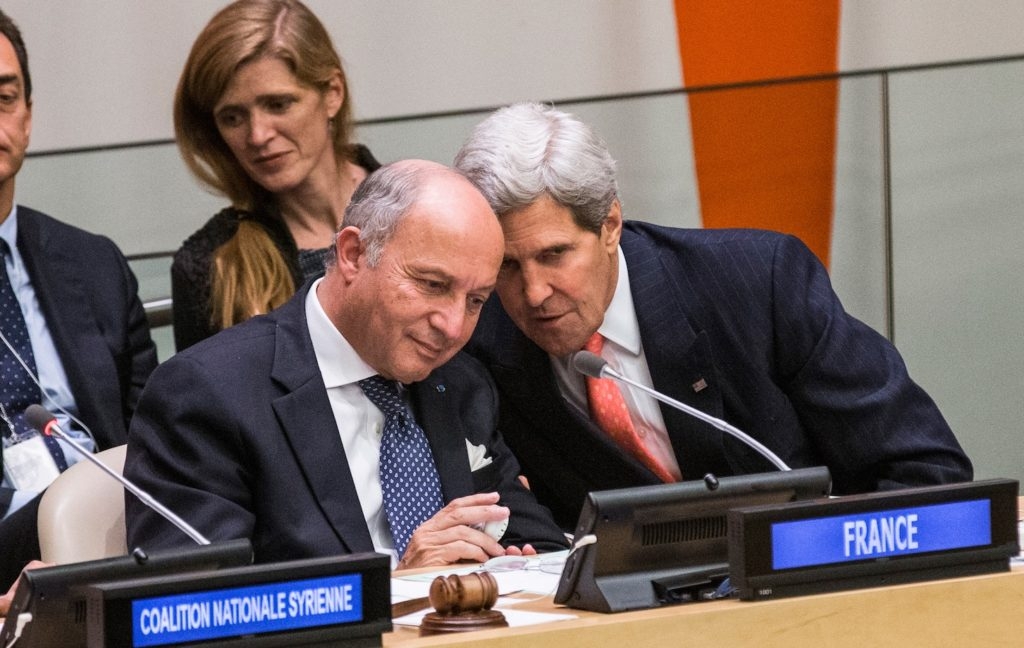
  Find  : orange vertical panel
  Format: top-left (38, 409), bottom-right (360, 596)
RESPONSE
top-left (674, 0), bottom-right (840, 267)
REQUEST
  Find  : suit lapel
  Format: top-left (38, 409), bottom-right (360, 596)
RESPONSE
top-left (621, 226), bottom-right (732, 478)
top-left (270, 290), bottom-right (374, 554)
top-left (408, 375), bottom-right (474, 501)
top-left (15, 209), bottom-right (120, 438)
top-left (487, 315), bottom-right (660, 483)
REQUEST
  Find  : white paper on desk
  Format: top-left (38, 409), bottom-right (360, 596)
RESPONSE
top-left (393, 606), bottom-right (576, 628)
top-left (391, 551), bottom-right (567, 600)
top-left (487, 569), bottom-right (561, 595)
top-left (391, 578), bottom-right (433, 603)
top-left (390, 572), bottom-right (529, 607)
top-left (390, 570), bottom-right (554, 606)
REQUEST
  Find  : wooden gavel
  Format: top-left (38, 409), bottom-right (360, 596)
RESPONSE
top-left (392, 571), bottom-right (501, 619)
top-left (418, 572), bottom-right (509, 635)
top-left (428, 571), bottom-right (500, 614)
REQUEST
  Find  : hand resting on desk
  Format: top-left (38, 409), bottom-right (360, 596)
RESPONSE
top-left (397, 493), bottom-right (536, 570)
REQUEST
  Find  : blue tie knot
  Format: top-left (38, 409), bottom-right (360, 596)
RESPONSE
top-left (358, 375), bottom-right (408, 419)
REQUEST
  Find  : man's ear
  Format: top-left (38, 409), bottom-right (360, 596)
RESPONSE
top-left (23, 98), bottom-right (32, 142)
top-left (601, 199), bottom-right (623, 251)
top-left (333, 226), bottom-right (364, 281)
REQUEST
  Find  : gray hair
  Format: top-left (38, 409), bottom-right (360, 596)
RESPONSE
top-left (335, 161), bottom-right (456, 267)
top-left (454, 102), bottom-right (618, 234)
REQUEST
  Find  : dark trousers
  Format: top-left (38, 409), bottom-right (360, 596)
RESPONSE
top-left (0, 492), bottom-right (43, 590)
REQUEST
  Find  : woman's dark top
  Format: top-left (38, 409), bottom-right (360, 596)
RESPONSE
top-left (171, 145), bottom-right (380, 351)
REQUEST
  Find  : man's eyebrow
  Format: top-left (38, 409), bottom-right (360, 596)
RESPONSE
top-left (0, 74), bottom-right (20, 86)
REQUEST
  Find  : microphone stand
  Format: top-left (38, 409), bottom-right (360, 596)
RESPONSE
top-left (572, 352), bottom-right (791, 471)
top-left (28, 405), bottom-right (210, 545)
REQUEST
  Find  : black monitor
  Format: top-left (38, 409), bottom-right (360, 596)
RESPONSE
top-left (553, 466), bottom-right (833, 612)
top-left (0, 539), bottom-right (253, 648)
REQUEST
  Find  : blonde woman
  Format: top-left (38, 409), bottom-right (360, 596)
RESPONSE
top-left (172, 0), bottom-right (379, 350)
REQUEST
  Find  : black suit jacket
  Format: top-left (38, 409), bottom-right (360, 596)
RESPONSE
top-left (467, 222), bottom-right (973, 530)
top-left (125, 283), bottom-right (567, 563)
top-left (1, 206), bottom-right (157, 515)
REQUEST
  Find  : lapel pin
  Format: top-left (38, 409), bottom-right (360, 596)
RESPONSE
top-left (436, 384), bottom-right (446, 393)
top-left (692, 378), bottom-right (708, 393)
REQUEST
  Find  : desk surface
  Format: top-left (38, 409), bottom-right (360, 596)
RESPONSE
top-left (384, 565), bottom-right (1024, 648)
top-left (384, 496), bottom-right (1024, 648)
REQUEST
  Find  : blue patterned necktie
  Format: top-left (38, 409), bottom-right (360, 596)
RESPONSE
top-left (358, 375), bottom-right (444, 557)
top-left (1, 240), bottom-right (68, 471)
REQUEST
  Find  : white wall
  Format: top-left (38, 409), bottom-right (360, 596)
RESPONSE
top-left (7, 1), bottom-right (1024, 153)
top-left (839, 0), bottom-right (1024, 71)
top-left (9, 0), bottom-right (683, 153)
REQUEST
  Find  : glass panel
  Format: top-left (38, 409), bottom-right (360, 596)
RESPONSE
top-left (889, 59), bottom-right (1024, 484)
top-left (14, 58), bottom-right (1023, 490)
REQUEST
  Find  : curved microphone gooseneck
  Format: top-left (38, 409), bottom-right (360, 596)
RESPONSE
top-left (570, 350), bottom-right (791, 471)
top-left (25, 404), bottom-right (211, 546)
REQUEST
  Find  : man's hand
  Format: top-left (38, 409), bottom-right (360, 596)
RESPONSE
top-left (398, 493), bottom-right (515, 569)
top-left (502, 543), bottom-right (538, 557)
top-left (0, 560), bottom-right (49, 617)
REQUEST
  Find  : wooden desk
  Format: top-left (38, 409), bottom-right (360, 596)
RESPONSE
top-left (384, 566), bottom-right (1024, 647)
top-left (385, 497), bottom-right (1024, 647)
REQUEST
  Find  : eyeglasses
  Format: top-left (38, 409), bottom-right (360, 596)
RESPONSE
top-left (480, 554), bottom-right (566, 575)
top-left (478, 533), bottom-right (598, 576)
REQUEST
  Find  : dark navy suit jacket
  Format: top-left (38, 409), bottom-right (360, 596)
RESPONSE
top-left (467, 222), bottom-right (972, 530)
top-left (1, 206), bottom-right (157, 514)
top-left (0, 206), bottom-right (156, 588)
top-left (125, 283), bottom-right (567, 563)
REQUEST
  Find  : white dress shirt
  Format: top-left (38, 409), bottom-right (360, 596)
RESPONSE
top-left (1, 204), bottom-right (94, 517)
top-left (550, 247), bottom-right (682, 480)
top-left (305, 278), bottom-right (397, 562)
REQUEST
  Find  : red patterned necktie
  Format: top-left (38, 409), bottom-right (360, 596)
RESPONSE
top-left (583, 332), bottom-right (676, 483)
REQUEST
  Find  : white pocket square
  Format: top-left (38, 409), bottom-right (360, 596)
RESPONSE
top-left (465, 440), bottom-right (493, 471)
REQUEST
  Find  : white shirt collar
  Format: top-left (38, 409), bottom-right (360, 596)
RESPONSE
top-left (305, 277), bottom-right (377, 388)
top-left (0, 204), bottom-right (19, 253)
top-left (596, 246), bottom-right (642, 356)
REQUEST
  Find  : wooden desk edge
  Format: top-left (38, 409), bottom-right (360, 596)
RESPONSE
top-left (385, 496), bottom-right (1024, 647)
top-left (385, 566), bottom-right (1024, 647)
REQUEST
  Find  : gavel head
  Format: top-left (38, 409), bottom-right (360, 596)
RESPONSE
top-left (428, 572), bottom-right (500, 615)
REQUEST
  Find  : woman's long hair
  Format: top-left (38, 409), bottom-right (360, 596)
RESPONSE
top-left (175, 0), bottom-right (354, 328)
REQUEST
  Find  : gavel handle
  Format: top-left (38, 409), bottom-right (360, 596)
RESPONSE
top-left (392, 595), bottom-right (433, 618)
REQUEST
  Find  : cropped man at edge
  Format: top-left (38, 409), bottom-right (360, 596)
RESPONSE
top-left (455, 102), bottom-right (972, 530)
top-left (0, 9), bottom-right (157, 597)
top-left (126, 160), bottom-right (568, 568)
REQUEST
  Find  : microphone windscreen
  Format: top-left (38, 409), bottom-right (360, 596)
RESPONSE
top-left (25, 404), bottom-right (55, 433)
top-left (571, 350), bottom-right (608, 378)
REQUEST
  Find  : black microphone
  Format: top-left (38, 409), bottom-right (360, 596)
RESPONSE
top-left (570, 350), bottom-right (791, 471)
top-left (25, 404), bottom-right (211, 545)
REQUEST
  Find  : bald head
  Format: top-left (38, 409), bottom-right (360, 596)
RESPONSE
top-left (320, 159), bottom-right (504, 382)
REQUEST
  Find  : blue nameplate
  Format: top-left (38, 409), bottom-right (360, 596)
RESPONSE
top-left (83, 552), bottom-right (391, 647)
top-left (728, 479), bottom-right (1019, 600)
top-left (771, 499), bottom-right (992, 570)
top-left (132, 573), bottom-right (363, 646)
